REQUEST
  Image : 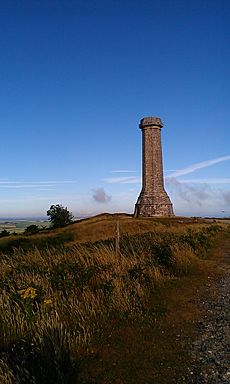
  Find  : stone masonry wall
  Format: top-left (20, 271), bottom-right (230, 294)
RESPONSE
top-left (134, 117), bottom-right (174, 217)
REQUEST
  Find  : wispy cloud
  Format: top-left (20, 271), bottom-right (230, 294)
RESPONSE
top-left (168, 155), bottom-right (230, 178)
top-left (177, 178), bottom-right (230, 184)
top-left (106, 156), bottom-right (230, 185)
top-left (105, 175), bottom-right (230, 186)
top-left (0, 185), bottom-right (55, 189)
top-left (0, 181), bottom-right (76, 184)
top-left (166, 178), bottom-right (211, 205)
top-left (111, 170), bottom-right (137, 173)
top-left (0, 180), bottom-right (77, 189)
top-left (104, 176), bottom-right (141, 184)
top-left (166, 177), bottom-right (230, 207)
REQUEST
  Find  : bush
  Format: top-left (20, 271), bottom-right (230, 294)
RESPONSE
top-left (0, 229), bottom-right (10, 238)
top-left (47, 204), bottom-right (74, 229)
top-left (24, 225), bottom-right (40, 235)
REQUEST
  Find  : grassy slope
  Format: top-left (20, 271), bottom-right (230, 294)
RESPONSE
top-left (0, 214), bottom-right (229, 383)
top-left (0, 213), bottom-right (218, 251)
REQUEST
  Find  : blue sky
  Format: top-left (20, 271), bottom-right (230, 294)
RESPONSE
top-left (0, 0), bottom-right (229, 218)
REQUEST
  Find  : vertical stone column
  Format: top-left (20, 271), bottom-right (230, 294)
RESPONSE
top-left (134, 117), bottom-right (174, 217)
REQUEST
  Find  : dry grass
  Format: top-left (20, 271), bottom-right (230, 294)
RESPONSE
top-left (0, 214), bottom-right (229, 383)
top-left (0, 213), bottom-right (219, 250)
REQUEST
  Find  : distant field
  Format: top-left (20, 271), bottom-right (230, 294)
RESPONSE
top-left (0, 219), bottom-right (50, 233)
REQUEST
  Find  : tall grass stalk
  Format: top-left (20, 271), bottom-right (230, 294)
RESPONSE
top-left (0, 222), bottom-right (225, 382)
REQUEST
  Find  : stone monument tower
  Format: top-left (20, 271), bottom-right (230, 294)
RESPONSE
top-left (134, 117), bottom-right (174, 217)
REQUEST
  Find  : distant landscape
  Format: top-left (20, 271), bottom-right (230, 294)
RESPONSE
top-left (0, 219), bottom-right (50, 233)
top-left (0, 215), bottom-right (89, 234)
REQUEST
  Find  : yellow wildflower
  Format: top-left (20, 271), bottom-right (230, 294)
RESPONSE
top-left (44, 298), bottom-right (52, 305)
top-left (18, 287), bottom-right (37, 299)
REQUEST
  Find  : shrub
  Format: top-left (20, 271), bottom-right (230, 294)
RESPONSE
top-left (24, 225), bottom-right (40, 235)
top-left (0, 230), bottom-right (10, 238)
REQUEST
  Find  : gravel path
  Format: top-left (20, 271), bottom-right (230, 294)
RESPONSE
top-left (185, 254), bottom-right (230, 383)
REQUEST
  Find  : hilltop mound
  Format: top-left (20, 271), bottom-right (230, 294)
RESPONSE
top-left (0, 213), bottom-right (211, 253)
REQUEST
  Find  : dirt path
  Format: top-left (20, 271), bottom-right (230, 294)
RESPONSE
top-left (184, 242), bottom-right (230, 383)
top-left (79, 232), bottom-right (230, 384)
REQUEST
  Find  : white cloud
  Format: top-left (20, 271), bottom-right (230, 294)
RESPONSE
top-left (106, 156), bottom-right (230, 185)
top-left (0, 185), bottom-right (55, 189)
top-left (0, 181), bottom-right (77, 184)
top-left (105, 175), bottom-right (230, 185)
top-left (104, 176), bottom-right (141, 184)
top-left (0, 180), bottom-right (77, 189)
top-left (166, 177), bottom-right (230, 209)
top-left (168, 155), bottom-right (230, 178)
top-left (176, 178), bottom-right (230, 184)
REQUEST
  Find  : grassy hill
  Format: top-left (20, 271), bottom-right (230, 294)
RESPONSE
top-left (0, 214), bottom-right (229, 383)
top-left (0, 212), bottom-right (220, 252)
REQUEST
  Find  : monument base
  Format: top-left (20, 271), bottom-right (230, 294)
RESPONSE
top-left (134, 191), bottom-right (174, 217)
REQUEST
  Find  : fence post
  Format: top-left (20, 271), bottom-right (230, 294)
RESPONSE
top-left (115, 220), bottom-right (120, 257)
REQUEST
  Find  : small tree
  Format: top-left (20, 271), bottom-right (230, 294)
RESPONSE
top-left (0, 229), bottom-right (10, 238)
top-left (24, 224), bottom-right (40, 235)
top-left (47, 204), bottom-right (74, 228)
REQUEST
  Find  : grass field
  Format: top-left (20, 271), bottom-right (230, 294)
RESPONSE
top-left (0, 214), bottom-right (229, 383)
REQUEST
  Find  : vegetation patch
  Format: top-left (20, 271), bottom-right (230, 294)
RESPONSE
top-left (0, 215), bottom-right (228, 383)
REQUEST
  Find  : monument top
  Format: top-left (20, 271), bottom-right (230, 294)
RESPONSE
top-left (139, 117), bottom-right (163, 129)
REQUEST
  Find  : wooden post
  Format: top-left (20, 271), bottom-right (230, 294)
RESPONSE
top-left (115, 220), bottom-right (120, 257)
